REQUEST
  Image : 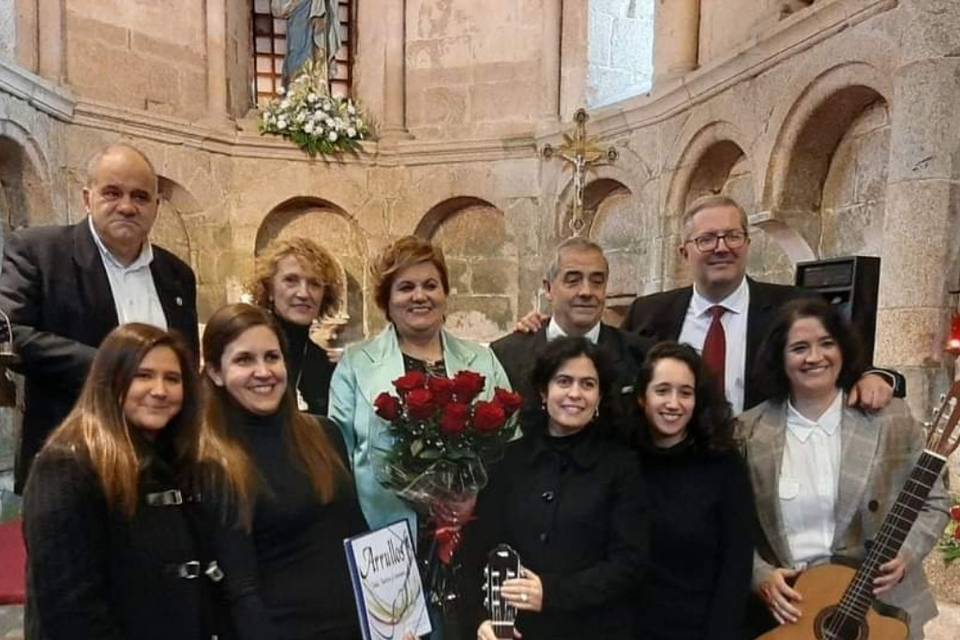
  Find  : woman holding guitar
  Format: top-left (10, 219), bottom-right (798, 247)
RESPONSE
top-left (460, 336), bottom-right (648, 640)
top-left (740, 298), bottom-right (950, 639)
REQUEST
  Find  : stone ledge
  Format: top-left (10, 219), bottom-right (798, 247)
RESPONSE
top-left (0, 58), bottom-right (73, 121)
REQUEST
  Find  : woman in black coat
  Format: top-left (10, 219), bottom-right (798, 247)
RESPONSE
top-left (247, 238), bottom-right (342, 415)
top-left (631, 342), bottom-right (754, 640)
top-left (460, 336), bottom-right (648, 640)
top-left (23, 323), bottom-right (243, 640)
top-left (201, 303), bottom-right (368, 640)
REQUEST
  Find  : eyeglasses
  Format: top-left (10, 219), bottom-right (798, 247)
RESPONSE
top-left (686, 230), bottom-right (749, 253)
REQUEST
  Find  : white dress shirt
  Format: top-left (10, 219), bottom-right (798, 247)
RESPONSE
top-left (678, 277), bottom-right (749, 413)
top-left (780, 391), bottom-right (843, 568)
top-left (88, 217), bottom-right (168, 330)
top-left (546, 318), bottom-right (601, 344)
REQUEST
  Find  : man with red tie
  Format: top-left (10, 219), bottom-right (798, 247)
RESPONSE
top-left (621, 194), bottom-right (901, 413)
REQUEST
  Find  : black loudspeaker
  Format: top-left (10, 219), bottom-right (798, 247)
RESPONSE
top-left (794, 256), bottom-right (880, 364)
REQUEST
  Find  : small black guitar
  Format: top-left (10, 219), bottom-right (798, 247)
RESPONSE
top-left (483, 544), bottom-right (521, 639)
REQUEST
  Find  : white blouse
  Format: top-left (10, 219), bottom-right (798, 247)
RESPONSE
top-left (780, 391), bottom-right (843, 567)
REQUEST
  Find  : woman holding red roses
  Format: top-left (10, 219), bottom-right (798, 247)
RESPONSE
top-left (460, 336), bottom-right (648, 640)
top-left (328, 235), bottom-right (512, 534)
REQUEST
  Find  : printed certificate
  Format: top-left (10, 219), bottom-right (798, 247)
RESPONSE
top-left (344, 520), bottom-right (432, 640)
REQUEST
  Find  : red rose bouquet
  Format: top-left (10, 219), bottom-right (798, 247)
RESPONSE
top-left (372, 370), bottom-right (521, 563)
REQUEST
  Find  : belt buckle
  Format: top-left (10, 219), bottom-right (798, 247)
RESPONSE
top-left (178, 561), bottom-right (201, 579)
top-left (146, 489), bottom-right (183, 507)
top-left (205, 561), bottom-right (225, 583)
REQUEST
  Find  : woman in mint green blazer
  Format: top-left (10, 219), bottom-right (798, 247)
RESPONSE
top-left (328, 235), bottom-right (511, 533)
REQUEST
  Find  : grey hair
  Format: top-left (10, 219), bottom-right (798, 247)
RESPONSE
top-left (84, 143), bottom-right (159, 191)
top-left (543, 237), bottom-right (609, 282)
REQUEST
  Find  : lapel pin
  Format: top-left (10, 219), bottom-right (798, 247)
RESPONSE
top-left (175, 296), bottom-right (183, 307)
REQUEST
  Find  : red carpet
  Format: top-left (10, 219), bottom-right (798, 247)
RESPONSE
top-left (0, 519), bottom-right (25, 604)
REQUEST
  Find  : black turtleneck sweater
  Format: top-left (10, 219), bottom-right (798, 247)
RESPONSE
top-left (218, 409), bottom-right (368, 640)
top-left (635, 439), bottom-right (754, 640)
top-left (277, 316), bottom-right (336, 416)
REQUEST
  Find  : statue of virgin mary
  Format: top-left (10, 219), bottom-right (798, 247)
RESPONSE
top-left (271, 0), bottom-right (342, 87)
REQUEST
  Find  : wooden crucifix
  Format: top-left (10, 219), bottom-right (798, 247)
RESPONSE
top-left (541, 108), bottom-right (619, 236)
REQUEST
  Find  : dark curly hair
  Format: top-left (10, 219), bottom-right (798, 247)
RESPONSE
top-left (522, 336), bottom-right (622, 440)
top-left (752, 297), bottom-right (865, 403)
top-left (634, 341), bottom-right (737, 455)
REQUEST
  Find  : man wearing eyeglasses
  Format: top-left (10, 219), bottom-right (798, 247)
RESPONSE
top-left (621, 193), bottom-right (902, 413)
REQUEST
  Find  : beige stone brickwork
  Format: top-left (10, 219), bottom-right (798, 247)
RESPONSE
top-left (2, 0), bottom-right (960, 620)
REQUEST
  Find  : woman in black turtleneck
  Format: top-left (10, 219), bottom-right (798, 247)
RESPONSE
top-left (202, 303), bottom-right (367, 640)
top-left (248, 238), bottom-right (341, 415)
top-left (459, 337), bottom-right (648, 640)
top-left (632, 342), bottom-right (754, 640)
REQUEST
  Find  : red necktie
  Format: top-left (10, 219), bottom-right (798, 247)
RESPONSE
top-left (702, 305), bottom-right (726, 393)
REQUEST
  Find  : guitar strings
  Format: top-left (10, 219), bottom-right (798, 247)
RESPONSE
top-left (823, 454), bottom-right (939, 637)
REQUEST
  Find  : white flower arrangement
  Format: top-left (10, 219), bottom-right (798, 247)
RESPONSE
top-left (258, 61), bottom-right (371, 157)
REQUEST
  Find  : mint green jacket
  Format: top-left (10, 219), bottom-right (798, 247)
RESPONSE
top-left (328, 325), bottom-right (511, 533)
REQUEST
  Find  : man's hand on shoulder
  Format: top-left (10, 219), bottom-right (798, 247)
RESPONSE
top-left (515, 312), bottom-right (548, 334)
top-left (848, 372), bottom-right (895, 412)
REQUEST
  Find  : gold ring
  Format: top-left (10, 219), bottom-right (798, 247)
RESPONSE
top-left (521, 592), bottom-right (528, 603)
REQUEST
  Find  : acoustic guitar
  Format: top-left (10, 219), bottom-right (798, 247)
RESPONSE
top-left (758, 382), bottom-right (960, 640)
top-left (483, 544), bottom-right (521, 639)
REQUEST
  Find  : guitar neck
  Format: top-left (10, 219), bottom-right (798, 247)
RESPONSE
top-left (837, 449), bottom-right (946, 619)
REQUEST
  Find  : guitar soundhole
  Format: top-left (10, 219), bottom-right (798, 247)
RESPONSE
top-left (815, 606), bottom-right (866, 640)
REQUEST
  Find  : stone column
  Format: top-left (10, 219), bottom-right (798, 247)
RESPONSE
top-left (876, 2), bottom-right (960, 437)
top-left (539, 0), bottom-right (562, 119)
top-left (652, 0), bottom-right (699, 87)
top-left (37, 0), bottom-right (65, 83)
top-left (379, 0), bottom-right (410, 140)
top-left (204, 0), bottom-right (231, 127)
top-left (558, 0), bottom-right (588, 121)
top-left (15, 0), bottom-right (39, 73)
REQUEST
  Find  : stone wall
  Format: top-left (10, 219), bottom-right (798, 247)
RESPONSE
top-left (2, 0), bottom-right (960, 475)
top-left (587, 0), bottom-right (654, 108)
top-left (64, 0), bottom-right (208, 119)
top-left (0, 2), bottom-right (14, 63)
top-left (404, 0), bottom-right (558, 139)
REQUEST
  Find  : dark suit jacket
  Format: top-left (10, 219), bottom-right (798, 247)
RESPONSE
top-left (621, 277), bottom-right (903, 411)
top-left (0, 221), bottom-right (199, 491)
top-left (491, 323), bottom-right (653, 412)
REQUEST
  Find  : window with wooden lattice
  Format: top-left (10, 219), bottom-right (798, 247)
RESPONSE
top-left (251, 0), bottom-right (354, 106)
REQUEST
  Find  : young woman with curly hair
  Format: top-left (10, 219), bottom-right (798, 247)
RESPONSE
top-left (632, 341), bottom-right (754, 640)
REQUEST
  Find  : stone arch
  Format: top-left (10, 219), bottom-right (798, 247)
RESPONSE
top-left (153, 177), bottom-right (197, 267)
top-left (0, 124), bottom-right (53, 235)
top-left (663, 121), bottom-right (804, 288)
top-left (418, 196), bottom-right (518, 343)
top-left (580, 178), bottom-right (644, 326)
top-left (256, 196), bottom-right (368, 343)
top-left (759, 65), bottom-right (891, 281)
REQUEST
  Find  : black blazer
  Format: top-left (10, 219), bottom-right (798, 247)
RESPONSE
top-left (622, 278), bottom-right (813, 411)
top-left (0, 221), bottom-right (199, 491)
top-left (490, 323), bottom-right (653, 410)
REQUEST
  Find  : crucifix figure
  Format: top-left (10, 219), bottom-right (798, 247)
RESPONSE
top-left (542, 108), bottom-right (619, 236)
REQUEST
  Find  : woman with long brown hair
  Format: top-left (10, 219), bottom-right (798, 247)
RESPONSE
top-left (202, 303), bottom-right (367, 640)
top-left (23, 323), bottom-right (240, 640)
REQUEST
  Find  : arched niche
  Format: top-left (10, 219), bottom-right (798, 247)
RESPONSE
top-left (152, 176), bottom-right (198, 268)
top-left (0, 131), bottom-right (53, 237)
top-left (759, 81), bottom-right (890, 283)
top-left (418, 197), bottom-right (518, 343)
top-left (256, 197), bottom-right (367, 343)
top-left (581, 178), bottom-right (643, 326)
